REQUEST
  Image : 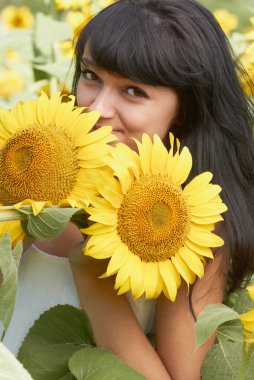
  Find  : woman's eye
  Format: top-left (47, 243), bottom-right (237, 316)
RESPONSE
top-left (126, 87), bottom-right (148, 98)
top-left (81, 70), bottom-right (99, 81)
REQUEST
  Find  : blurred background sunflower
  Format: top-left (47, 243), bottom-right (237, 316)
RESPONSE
top-left (0, 0), bottom-right (253, 109)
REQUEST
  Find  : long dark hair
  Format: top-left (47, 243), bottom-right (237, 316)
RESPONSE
top-left (73, 0), bottom-right (254, 292)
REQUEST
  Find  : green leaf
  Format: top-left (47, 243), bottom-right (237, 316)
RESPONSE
top-left (216, 320), bottom-right (244, 345)
top-left (26, 208), bottom-right (80, 240)
top-left (69, 347), bottom-right (146, 380)
top-left (201, 340), bottom-right (242, 380)
top-left (0, 234), bottom-right (23, 333)
top-left (195, 304), bottom-right (239, 348)
top-left (18, 305), bottom-right (92, 380)
top-left (228, 287), bottom-right (254, 314)
top-left (0, 342), bottom-right (33, 380)
top-left (34, 13), bottom-right (72, 56)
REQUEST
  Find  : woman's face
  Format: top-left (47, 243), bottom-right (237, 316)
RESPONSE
top-left (76, 54), bottom-right (180, 150)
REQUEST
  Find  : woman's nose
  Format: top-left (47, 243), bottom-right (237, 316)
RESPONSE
top-left (88, 88), bottom-right (116, 119)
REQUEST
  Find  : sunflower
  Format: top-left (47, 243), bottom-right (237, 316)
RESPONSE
top-left (0, 69), bottom-right (23, 100)
top-left (0, 91), bottom-right (116, 240)
top-left (0, 219), bottom-right (25, 247)
top-left (213, 9), bottom-right (238, 36)
top-left (55, 0), bottom-right (92, 11)
top-left (83, 134), bottom-right (227, 301)
top-left (1, 6), bottom-right (34, 30)
top-left (239, 285), bottom-right (254, 343)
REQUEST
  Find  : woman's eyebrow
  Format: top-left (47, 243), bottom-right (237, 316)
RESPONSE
top-left (80, 57), bottom-right (95, 66)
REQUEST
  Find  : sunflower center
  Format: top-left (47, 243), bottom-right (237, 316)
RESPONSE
top-left (117, 175), bottom-right (191, 262)
top-left (14, 146), bottom-right (33, 171)
top-left (0, 126), bottom-right (79, 204)
top-left (148, 202), bottom-right (172, 230)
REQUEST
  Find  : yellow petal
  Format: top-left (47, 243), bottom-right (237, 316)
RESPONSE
top-left (129, 255), bottom-right (145, 299)
top-left (0, 109), bottom-right (20, 142)
top-left (117, 277), bottom-right (131, 295)
top-left (14, 200), bottom-right (51, 216)
top-left (188, 227), bottom-right (224, 247)
top-left (185, 184), bottom-right (222, 206)
top-left (159, 260), bottom-right (180, 301)
top-left (115, 257), bottom-right (133, 289)
top-left (143, 261), bottom-right (160, 299)
top-left (67, 110), bottom-right (100, 141)
top-left (103, 155), bottom-right (133, 194)
top-left (171, 146), bottom-right (192, 185)
top-left (247, 285), bottom-right (254, 301)
top-left (151, 134), bottom-right (168, 175)
top-left (136, 134), bottom-right (152, 175)
top-left (85, 235), bottom-right (119, 259)
top-left (191, 214), bottom-right (224, 225)
top-left (78, 144), bottom-right (109, 160)
top-left (185, 240), bottom-right (214, 259)
top-left (106, 245), bottom-right (129, 276)
top-left (0, 220), bottom-right (25, 247)
top-left (114, 143), bottom-right (141, 179)
top-left (88, 210), bottom-right (117, 225)
top-left (184, 172), bottom-right (213, 195)
top-left (171, 253), bottom-right (196, 288)
top-left (95, 174), bottom-right (123, 209)
top-left (86, 231), bottom-right (119, 249)
top-left (179, 246), bottom-right (205, 278)
top-left (82, 223), bottom-right (115, 236)
top-left (191, 202), bottom-right (227, 217)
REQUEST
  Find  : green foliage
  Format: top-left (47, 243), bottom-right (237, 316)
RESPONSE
top-left (195, 304), bottom-right (239, 348)
top-left (0, 342), bottom-right (33, 380)
top-left (26, 207), bottom-right (80, 240)
top-left (197, 285), bottom-right (254, 380)
top-left (69, 348), bottom-right (146, 380)
top-left (201, 340), bottom-right (243, 379)
top-left (18, 305), bottom-right (92, 380)
top-left (34, 13), bottom-right (72, 56)
top-left (0, 234), bottom-right (23, 334)
top-left (18, 305), bottom-right (145, 380)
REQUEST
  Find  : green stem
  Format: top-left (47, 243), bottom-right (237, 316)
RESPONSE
top-left (238, 341), bottom-right (254, 380)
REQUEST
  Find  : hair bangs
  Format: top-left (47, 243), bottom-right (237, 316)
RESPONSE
top-left (76, 2), bottom-right (177, 87)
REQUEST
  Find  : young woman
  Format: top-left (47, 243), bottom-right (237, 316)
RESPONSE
top-left (69, 1), bottom-right (254, 379)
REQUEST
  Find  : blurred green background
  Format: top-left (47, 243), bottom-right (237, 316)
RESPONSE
top-left (0, 0), bottom-right (253, 107)
top-left (0, 0), bottom-right (253, 26)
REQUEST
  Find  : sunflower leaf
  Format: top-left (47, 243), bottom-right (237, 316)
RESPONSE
top-left (0, 342), bottom-right (33, 380)
top-left (225, 286), bottom-right (254, 314)
top-left (0, 234), bottom-right (23, 333)
top-left (195, 304), bottom-right (240, 349)
top-left (18, 305), bottom-right (92, 380)
top-left (68, 347), bottom-right (146, 380)
top-left (26, 208), bottom-right (79, 240)
top-left (201, 340), bottom-right (242, 380)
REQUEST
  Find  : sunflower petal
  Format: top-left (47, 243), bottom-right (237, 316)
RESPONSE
top-left (188, 227), bottom-right (224, 247)
top-left (151, 134), bottom-right (168, 175)
top-left (171, 146), bottom-right (192, 185)
top-left (171, 253), bottom-right (196, 288)
top-left (179, 246), bottom-right (205, 278)
top-left (106, 245), bottom-right (129, 276)
top-left (159, 260), bottom-right (180, 301)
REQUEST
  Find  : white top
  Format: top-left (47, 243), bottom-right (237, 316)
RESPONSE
top-left (0, 245), bottom-right (156, 356)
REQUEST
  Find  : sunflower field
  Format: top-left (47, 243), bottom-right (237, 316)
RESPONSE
top-left (0, 0), bottom-right (253, 108)
top-left (0, 1), bottom-right (254, 380)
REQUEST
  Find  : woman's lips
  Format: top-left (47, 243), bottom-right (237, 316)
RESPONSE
top-left (92, 123), bottom-right (123, 134)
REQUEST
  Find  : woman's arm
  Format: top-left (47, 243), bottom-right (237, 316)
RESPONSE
top-left (69, 244), bottom-right (171, 380)
top-left (156, 252), bottom-right (228, 380)
top-left (69, 244), bottom-right (227, 380)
